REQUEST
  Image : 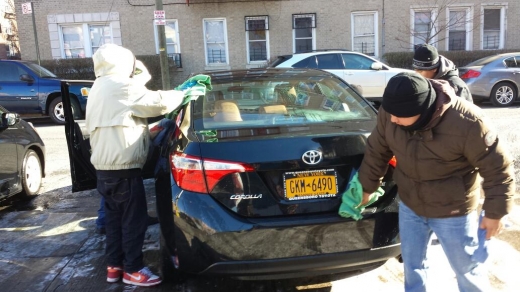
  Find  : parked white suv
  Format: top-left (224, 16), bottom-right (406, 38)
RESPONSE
top-left (270, 50), bottom-right (412, 102)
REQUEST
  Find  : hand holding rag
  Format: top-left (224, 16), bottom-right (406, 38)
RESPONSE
top-left (165, 74), bottom-right (212, 119)
top-left (338, 171), bottom-right (384, 221)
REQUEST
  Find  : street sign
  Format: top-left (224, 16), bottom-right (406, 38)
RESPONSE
top-left (21, 2), bottom-right (32, 14)
top-left (154, 10), bottom-right (165, 19)
top-left (154, 19), bottom-right (166, 26)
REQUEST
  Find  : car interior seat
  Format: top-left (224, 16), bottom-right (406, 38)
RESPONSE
top-left (213, 100), bottom-right (242, 122)
top-left (258, 105), bottom-right (288, 114)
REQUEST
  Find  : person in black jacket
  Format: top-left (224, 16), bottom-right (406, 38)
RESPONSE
top-left (413, 44), bottom-right (473, 103)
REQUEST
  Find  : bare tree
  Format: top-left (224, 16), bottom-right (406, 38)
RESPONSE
top-left (393, 0), bottom-right (484, 50)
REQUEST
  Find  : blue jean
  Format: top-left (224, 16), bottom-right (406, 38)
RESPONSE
top-left (399, 201), bottom-right (489, 292)
top-left (96, 197), bottom-right (105, 229)
top-left (96, 170), bottom-right (148, 273)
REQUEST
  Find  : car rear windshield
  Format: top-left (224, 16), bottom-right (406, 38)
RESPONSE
top-left (24, 63), bottom-right (57, 78)
top-left (191, 73), bottom-right (376, 131)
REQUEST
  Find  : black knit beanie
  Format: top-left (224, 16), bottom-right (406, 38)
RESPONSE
top-left (382, 72), bottom-right (435, 118)
top-left (413, 44), bottom-right (440, 70)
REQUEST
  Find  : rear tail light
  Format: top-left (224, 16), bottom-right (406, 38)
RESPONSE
top-left (170, 152), bottom-right (254, 193)
top-left (460, 69), bottom-right (481, 79)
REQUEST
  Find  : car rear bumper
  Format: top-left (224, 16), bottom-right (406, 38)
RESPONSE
top-left (199, 244), bottom-right (401, 280)
top-left (158, 183), bottom-right (401, 279)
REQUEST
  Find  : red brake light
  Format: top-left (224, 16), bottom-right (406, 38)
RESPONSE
top-left (170, 152), bottom-right (254, 193)
top-left (389, 156), bottom-right (397, 168)
top-left (460, 69), bottom-right (481, 79)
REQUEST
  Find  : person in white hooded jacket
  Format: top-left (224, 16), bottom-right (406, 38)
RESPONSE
top-left (86, 44), bottom-right (184, 287)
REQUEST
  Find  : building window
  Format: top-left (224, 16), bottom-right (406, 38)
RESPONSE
top-left (482, 6), bottom-right (505, 50)
top-left (154, 20), bottom-right (182, 67)
top-left (411, 8), bottom-right (437, 48)
top-left (351, 12), bottom-right (378, 56)
top-left (203, 18), bottom-right (229, 65)
top-left (446, 8), bottom-right (471, 51)
top-left (293, 13), bottom-right (316, 53)
top-left (245, 16), bottom-right (269, 64)
top-left (60, 23), bottom-right (112, 58)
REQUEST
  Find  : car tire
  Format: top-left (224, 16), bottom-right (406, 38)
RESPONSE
top-left (490, 82), bottom-right (517, 107)
top-left (160, 232), bottom-right (186, 283)
top-left (21, 150), bottom-right (43, 196)
top-left (49, 97), bottom-right (81, 124)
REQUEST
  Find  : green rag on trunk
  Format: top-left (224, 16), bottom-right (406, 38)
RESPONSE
top-left (165, 74), bottom-right (212, 119)
top-left (338, 171), bottom-right (384, 221)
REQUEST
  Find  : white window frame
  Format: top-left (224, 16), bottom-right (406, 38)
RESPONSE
top-left (480, 4), bottom-right (507, 50)
top-left (58, 23), bottom-right (113, 59)
top-left (351, 11), bottom-right (379, 57)
top-left (445, 6), bottom-right (473, 51)
top-left (292, 14), bottom-right (316, 53)
top-left (410, 7), bottom-right (438, 50)
top-left (245, 16), bottom-right (270, 65)
top-left (202, 18), bottom-right (229, 67)
top-left (154, 19), bottom-right (181, 54)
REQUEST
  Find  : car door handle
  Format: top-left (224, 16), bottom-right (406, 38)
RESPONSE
top-left (513, 71), bottom-right (520, 75)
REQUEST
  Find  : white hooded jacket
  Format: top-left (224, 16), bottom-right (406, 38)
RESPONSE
top-left (86, 44), bottom-right (184, 170)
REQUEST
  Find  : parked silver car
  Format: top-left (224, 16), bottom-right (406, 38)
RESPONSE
top-left (459, 53), bottom-right (520, 107)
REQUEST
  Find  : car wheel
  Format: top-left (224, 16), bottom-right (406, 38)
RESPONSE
top-left (490, 82), bottom-right (517, 107)
top-left (49, 97), bottom-right (81, 124)
top-left (21, 150), bottom-right (42, 196)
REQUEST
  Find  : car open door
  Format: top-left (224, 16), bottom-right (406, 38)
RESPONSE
top-left (60, 80), bottom-right (159, 192)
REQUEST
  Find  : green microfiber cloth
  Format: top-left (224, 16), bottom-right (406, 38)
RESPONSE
top-left (165, 74), bottom-right (212, 119)
top-left (338, 171), bottom-right (384, 221)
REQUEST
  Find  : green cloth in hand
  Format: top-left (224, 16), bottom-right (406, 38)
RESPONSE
top-left (165, 74), bottom-right (212, 119)
top-left (338, 171), bottom-right (384, 221)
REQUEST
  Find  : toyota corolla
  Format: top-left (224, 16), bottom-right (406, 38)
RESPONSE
top-left (60, 68), bottom-right (400, 282)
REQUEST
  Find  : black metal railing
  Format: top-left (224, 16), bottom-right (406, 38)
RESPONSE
top-left (483, 35), bottom-right (500, 49)
top-left (249, 47), bottom-right (267, 61)
top-left (207, 49), bottom-right (226, 64)
top-left (167, 53), bottom-right (182, 68)
top-left (449, 37), bottom-right (466, 51)
top-left (354, 42), bottom-right (375, 56)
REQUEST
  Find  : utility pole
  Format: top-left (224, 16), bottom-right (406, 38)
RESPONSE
top-left (155, 0), bottom-right (170, 90)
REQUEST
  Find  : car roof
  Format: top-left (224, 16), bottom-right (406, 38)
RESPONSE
top-left (202, 68), bottom-right (337, 83)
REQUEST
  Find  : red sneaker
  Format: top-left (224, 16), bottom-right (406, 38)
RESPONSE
top-left (123, 267), bottom-right (162, 287)
top-left (106, 266), bottom-right (123, 283)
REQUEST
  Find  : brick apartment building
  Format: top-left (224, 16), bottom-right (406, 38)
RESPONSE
top-left (13, 0), bottom-right (519, 84)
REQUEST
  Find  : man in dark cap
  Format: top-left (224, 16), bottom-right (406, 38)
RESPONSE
top-left (413, 43), bottom-right (473, 103)
top-left (357, 72), bottom-right (514, 291)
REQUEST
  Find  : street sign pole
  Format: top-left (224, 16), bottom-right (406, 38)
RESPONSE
top-left (30, 2), bottom-right (41, 66)
top-left (155, 0), bottom-right (170, 90)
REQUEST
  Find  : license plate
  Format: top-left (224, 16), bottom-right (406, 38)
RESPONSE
top-left (283, 169), bottom-right (338, 200)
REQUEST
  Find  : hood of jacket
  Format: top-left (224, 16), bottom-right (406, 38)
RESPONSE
top-left (434, 55), bottom-right (459, 79)
top-left (93, 44), bottom-right (135, 78)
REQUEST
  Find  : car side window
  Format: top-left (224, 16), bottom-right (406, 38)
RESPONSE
top-left (293, 56), bottom-right (317, 69)
top-left (0, 63), bottom-right (26, 82)
top-left (316, 54), bottom-right (343, 69)
top-left (342, 54), bottom-right (374, 70)
top-left (504, 57), bottom-right (518, 68)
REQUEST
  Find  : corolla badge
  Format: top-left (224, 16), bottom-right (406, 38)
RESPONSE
top-left (302, 150), bottom-right (323, 165)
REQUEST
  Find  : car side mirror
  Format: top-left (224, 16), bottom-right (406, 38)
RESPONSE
top-left (371, 62), bottom-right (383, 70)
top-left (1, 112), bottom-right (20, 128)
top-left (20, 74), bottom-right (35, 82)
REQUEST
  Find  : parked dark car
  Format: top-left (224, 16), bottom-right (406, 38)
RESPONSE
top-left (0, 60), bottom-right (92, 124)
top-left (60, 68), bottom-right (400, 281)
top-left (459, 52), bottom-right (520, 107)
top-left (0, 105), bottom-right (45, 201)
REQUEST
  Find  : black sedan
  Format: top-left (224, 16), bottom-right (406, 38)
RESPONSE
top-left (60, 68), bottom-right (400, 281)
top-left (0, 105), bottom-right (45, 201)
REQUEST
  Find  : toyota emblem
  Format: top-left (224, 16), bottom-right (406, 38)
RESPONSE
top-left (302, 150), bottom-right (323, 165)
